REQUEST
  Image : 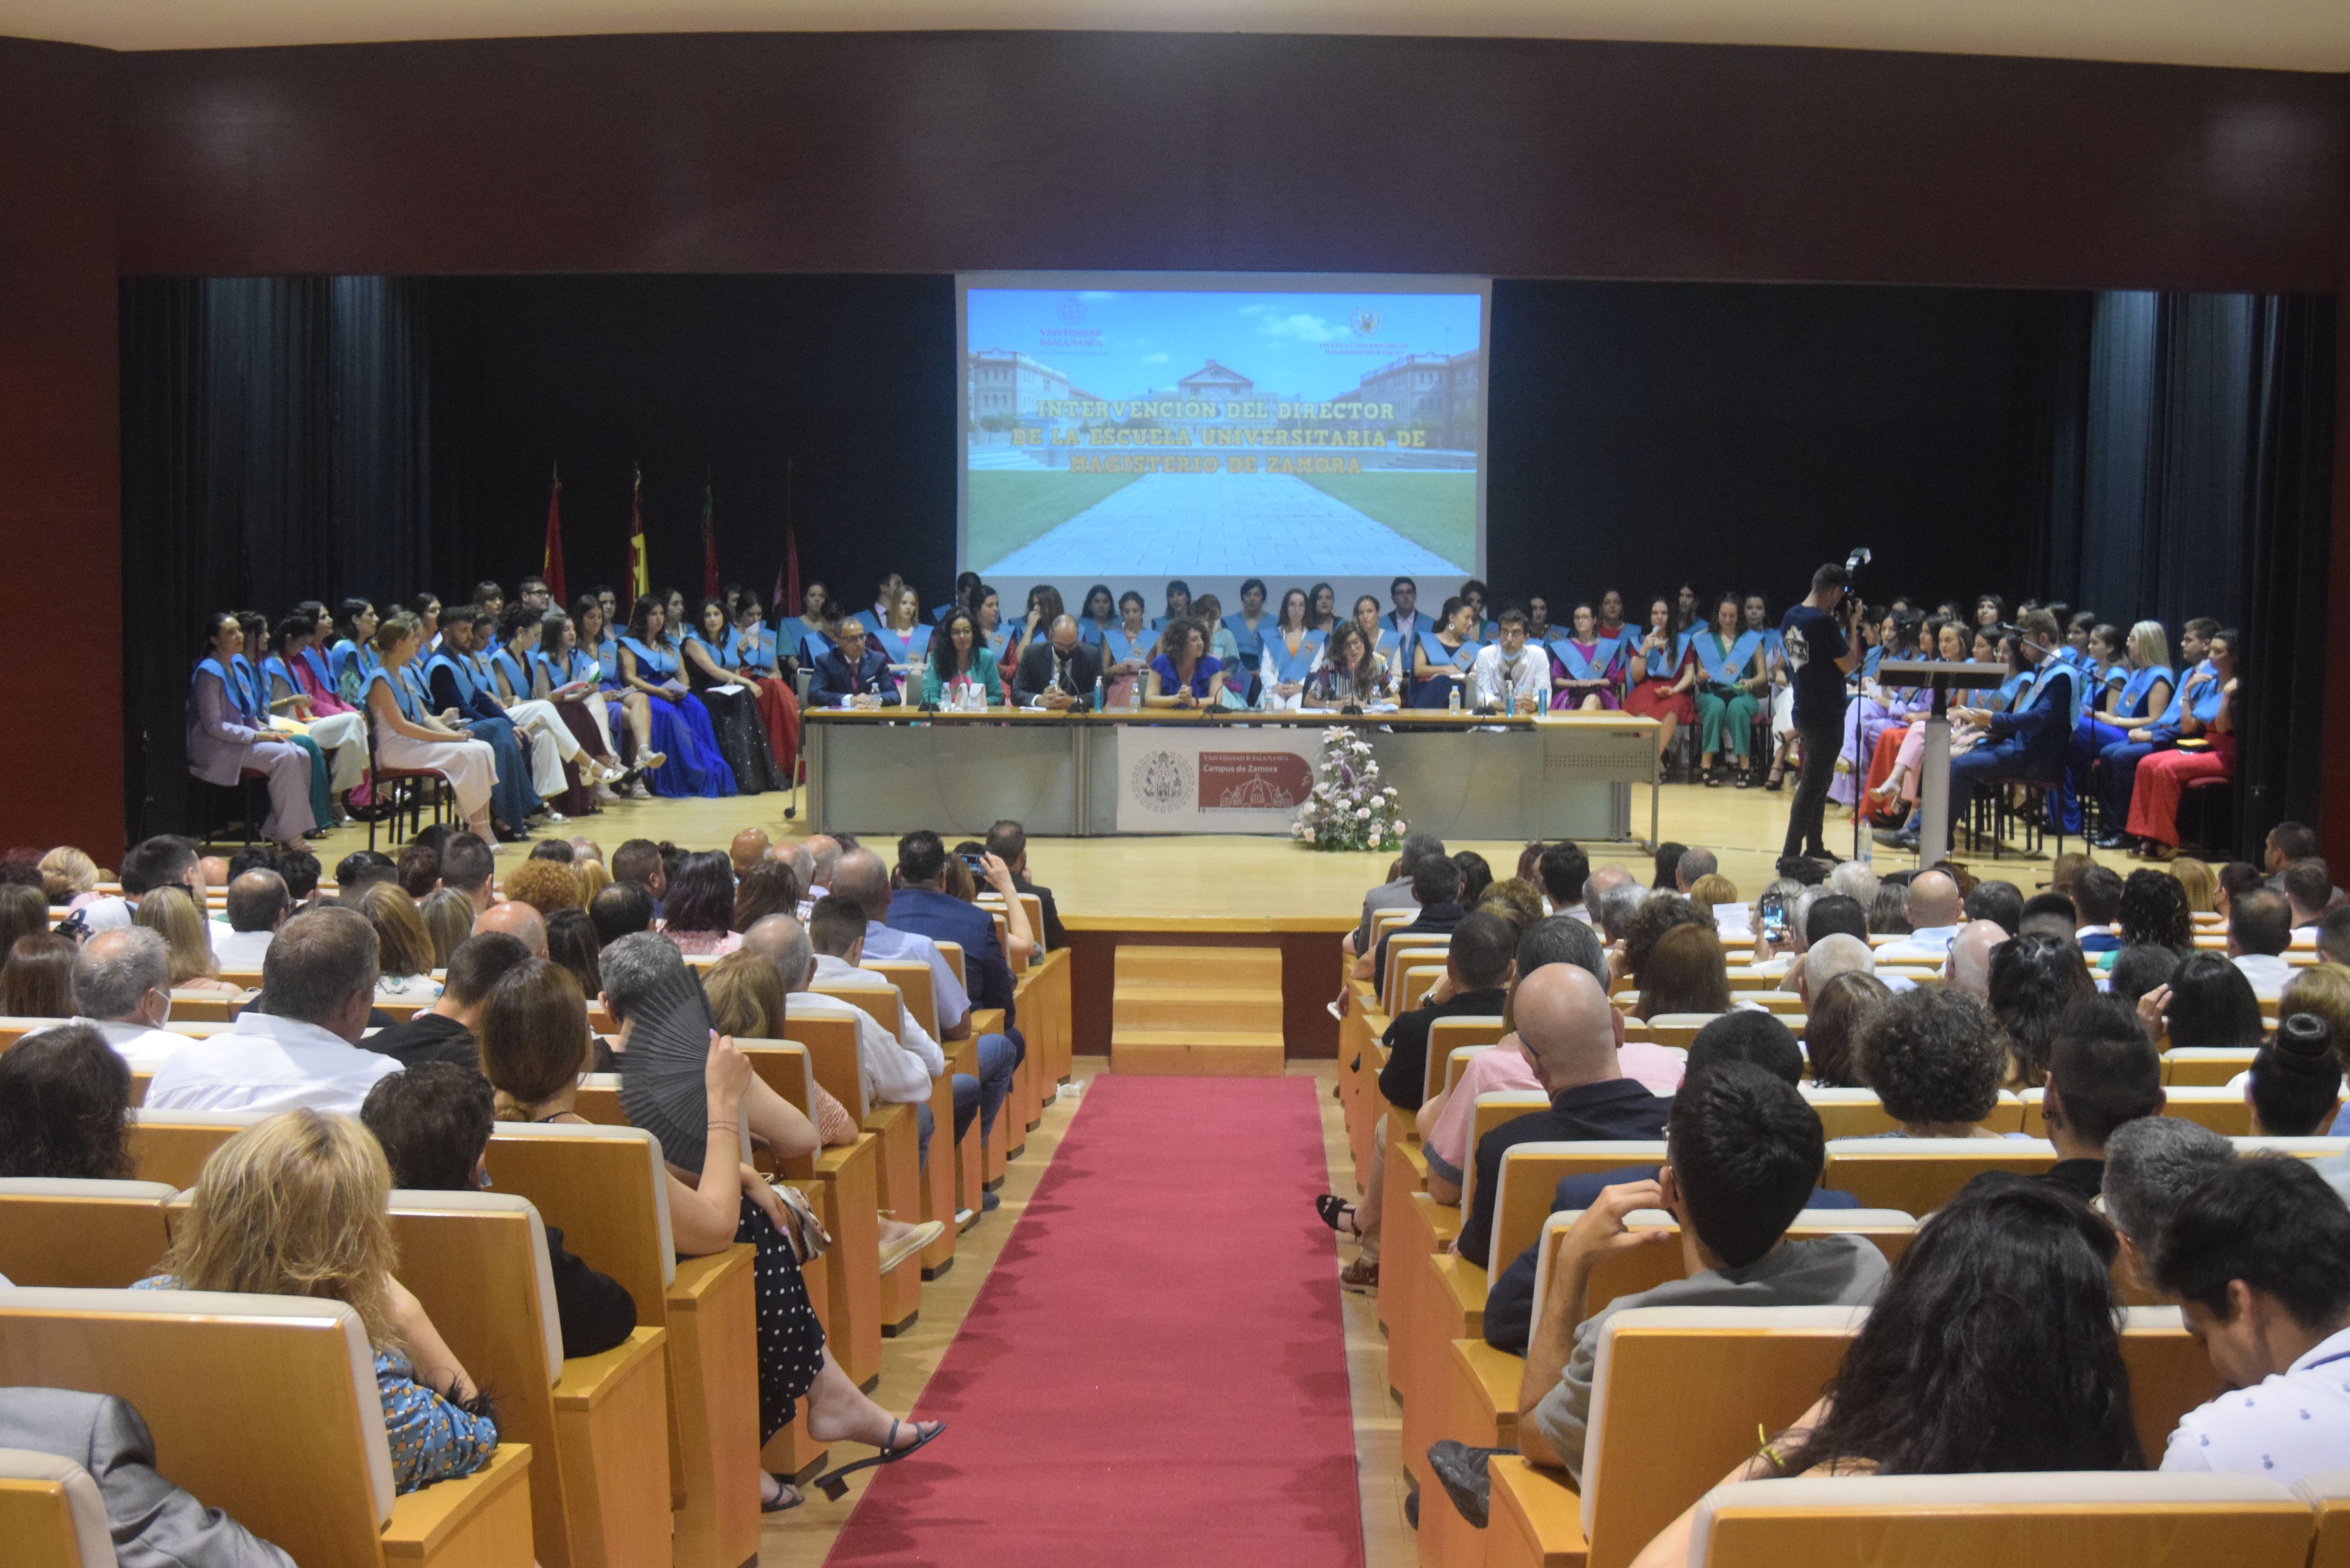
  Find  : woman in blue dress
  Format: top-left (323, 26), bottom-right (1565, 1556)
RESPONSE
top-left (571, 596), bottom-right (662, 787)
top-left (1145, 619), bottom-right (1226, 709)
top-left (1409, 596), bottom-right (1481, 708)
top-left (1077, 584), bottom-right (1117, 650)
top-left (685, 598), bottom-right (783, 793)
top-left (617, 597), bottom-right (734, 798)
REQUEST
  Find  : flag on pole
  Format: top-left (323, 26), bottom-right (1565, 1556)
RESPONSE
top-left (542, 465), bottom-right (568, 608)
top-left (627, 466), bottom-right (650, 608)
top-left (701, 473), bottom-right (720, 601)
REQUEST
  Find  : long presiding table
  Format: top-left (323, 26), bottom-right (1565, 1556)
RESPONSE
top-left (801, 707), bottom-right (1660, 843)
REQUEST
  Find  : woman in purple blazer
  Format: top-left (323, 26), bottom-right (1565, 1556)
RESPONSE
top-left (187, 612), bottom-right (317, 854)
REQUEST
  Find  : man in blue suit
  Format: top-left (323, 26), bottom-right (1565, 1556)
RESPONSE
top-left (808, 617), bottom-right (900, 708)
top-left (1930, 607), bottom-right (2076, 837)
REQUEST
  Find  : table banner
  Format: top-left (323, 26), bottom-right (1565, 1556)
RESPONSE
top-left (1114, 725), bottom-right (1322, 833)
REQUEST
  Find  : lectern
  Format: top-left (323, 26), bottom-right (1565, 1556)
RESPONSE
top-left (1873, 660), bottom-right (2014, 868)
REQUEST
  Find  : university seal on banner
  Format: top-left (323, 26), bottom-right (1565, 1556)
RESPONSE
top-left (1130, 750), bottom-right (1187, 813)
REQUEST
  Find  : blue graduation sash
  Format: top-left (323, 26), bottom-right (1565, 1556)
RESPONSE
top-left (2185, 672), bottom-right (2227, 724)
top-left (2115, 664), bottom-right (2170, 719)
top-left (1672, 628), bottom-right (1700, 673)
top-left (1550, 638), bottom-right (1609, 683)
top-left (872, 624), bottom-right (931, 665)
top-left (740, 624), bottom-right (779, 673)
top-left (488, 648), bottom-right (532, 702)
top-left (298, 645), bottom-right (336, 697)
top-left (192, 658), bottom-right (250, 722)
top-left (261, 655), bottom-right (297, 707)
top-left (1224, 614), bottom-right (1268, 665)
top-left (620, 636), bottom-right (676, 679)
top-left (1694, 630), bottom-right (1761, 687)
top-left (986, 626), bottom-right (1018, 667)
top-left (227, 655), bottom-right (267, 720)
top-left (1103, 626), bottom-right (1153, 665)
top-left (849, 609), bottom-right (884, 635)
top-left (426, 651), bottom-right (481, 706)
top-left (1589, 633), bottom-right (1628, 672)
top-left (1266, 629), bottom-right (1323, 684)
top-left (1861, 644), bottom-right (1884, 680)
top-left (1419, 630), bottom-right (1475, 673)
top-left (1372, 628), bottom-right (1400, 656)
top-left (363, 666), bottom-right (425, 723)
top-left (1078, 619), bottom-right (1111, 649)
top-left (2013, 659), bottom-right (2070, 713)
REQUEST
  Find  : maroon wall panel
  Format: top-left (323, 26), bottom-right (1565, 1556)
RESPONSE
top-left (115, 32), bottom-right (2346, 292)
top-left (0, 39), bottom-right (121, 861)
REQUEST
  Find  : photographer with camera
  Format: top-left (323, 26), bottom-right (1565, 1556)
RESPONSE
top-left (1778, 562), bottom-right (1868, 868)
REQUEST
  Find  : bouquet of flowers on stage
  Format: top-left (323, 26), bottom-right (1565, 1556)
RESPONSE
top-left (1294, 728), bottom-right (1405, 851)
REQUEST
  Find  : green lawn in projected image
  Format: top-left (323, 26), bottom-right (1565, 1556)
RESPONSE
top-left (1296, 470), bottom-right (1477, 572)
top-left (967, 469), bottom-right (1143, 570)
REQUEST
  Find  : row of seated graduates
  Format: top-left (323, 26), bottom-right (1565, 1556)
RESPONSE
top-left (1334, 842), bottom-right (2350, 1568)
top-left (0, 828), bottom-right (1074, 1568)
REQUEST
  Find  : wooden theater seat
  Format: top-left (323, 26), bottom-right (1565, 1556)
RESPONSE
top-left (387, 1190), bottom-right (671, 1568)
top-left (2163, 1047), bottom-right (2259, 1086)
top-left (163, 989), bottom-right (255, 1023)
top-left (1481, 1304), bottom-right (2227, 1568)
top-left (1799, 1088), bottom-right (2025, 1140)
top-left (1684, 1472), bottom-right (2311, 1567)
top-left (1821, 1136), bottom-right (2059, 1212)
top-left (862, 959), bottom-right (969, 1261)
top-left (0, 1447), bottom-right (113, 1568)
top-left (2019, 1085), bottom-right (2252, 1138)
top-left (484, 1121), bottom-right (761, 1568)
top-left (0, 1179), bottom-right (177, 1289)
top-left (125, 1109), bottom-right (262, 1189)
top-left (1422, 1017), bottom-right (1510, 1102)
top-left (1384, 936), bottom-right (1451, 1014)
top-left (803, 988), bottom-right (932, 1323)
top-left (0, 1286), bottom-right (535, 1568)
top-left (2294, 1468), bottom-right (2350, 1568)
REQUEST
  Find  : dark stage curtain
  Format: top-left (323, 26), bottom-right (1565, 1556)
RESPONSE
top-left (119, 277), bottom-right (452, 841)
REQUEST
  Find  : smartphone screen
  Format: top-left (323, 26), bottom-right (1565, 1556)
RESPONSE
top-left (1759, 891), bottom-right (1788, 945)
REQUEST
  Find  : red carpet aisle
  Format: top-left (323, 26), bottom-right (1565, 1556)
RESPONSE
top-left (825, 1076), bottom-right (1367, 1566)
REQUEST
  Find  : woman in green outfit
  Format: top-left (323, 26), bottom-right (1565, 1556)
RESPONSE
top-left (922, 608), bottom-right (1005, 708)
top-left (1690, 592), bottom-right (1766, 787)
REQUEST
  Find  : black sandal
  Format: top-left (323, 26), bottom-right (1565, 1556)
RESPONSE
top-left (1315, 1194), bottom-right (1359, 1235)
top-left (762, 1475), bottom-right (804, 1513)
top-left (811, 1419), bottom-right (946, 1501)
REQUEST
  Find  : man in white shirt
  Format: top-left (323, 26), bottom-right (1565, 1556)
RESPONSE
top-left (2227, 890), bottom-right (2296, 1004)
top-left (2158, 1156), bottom-right (2350, 1483)
top-left (68, 928), bottom-right (187, 1069)
top-left (1873, 869), bottom-right (1964, 963)
top-left (144, 906), bottom-right (397, 1113)
top-left (1467, 610), bottom-right (1550, 715)
top-left (212, 870), bottom-right (290, 971)
top-left (741, 910), bottom-right (941, 1104)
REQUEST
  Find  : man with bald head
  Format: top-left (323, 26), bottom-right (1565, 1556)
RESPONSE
top-left (1875, 869), bottom-right (1964, 963)
top-left (730, 828), bottom-right (771, 877)
top-left (474, 899), bottom-right (548, 956)
top-left (1457, 964), bottom-right (1671, 1268)
top-left (1945, 919), bottom-right (2008, 998)
top-left (1013, 615), bottom-right (1102, 710)
top-left (214, 869), bottom-right (291, 969)
top-left (1797, 932), bottom-right (1876, 1005)
top-left (797, 834), bottom-right (842, 918)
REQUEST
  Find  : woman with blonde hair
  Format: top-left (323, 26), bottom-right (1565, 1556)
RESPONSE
top-left (359, 883), bottom-right (442, 1002)
top-left (575, 856), bottom-right (612, 903)
top-left (703, 950), bottom-right (859, 1150)
top-left (419, 886), bottom-right (473, 969)
top-left (37, 846), bottom-right (98, 904)
top-left (133, 884), bottom-right (239, 993)
top-left (137, 1110), bottom-right (497, 1493)
top-left (2170, 856), bottom-right (2217, 914)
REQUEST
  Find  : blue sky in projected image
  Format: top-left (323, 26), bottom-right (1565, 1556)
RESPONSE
top-left (965, 287), bottom-right (1483, 403)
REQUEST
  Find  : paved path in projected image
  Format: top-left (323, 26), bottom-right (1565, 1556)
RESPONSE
top-left (986, 470), bottom-right (1465, 577)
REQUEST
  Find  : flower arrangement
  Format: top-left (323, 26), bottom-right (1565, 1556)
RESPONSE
top-left (1293, 727), bottom-right (1406, 851)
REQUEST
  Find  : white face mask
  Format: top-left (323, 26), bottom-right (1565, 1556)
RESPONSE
top-left (153, 988), bottom-right (172, 1027)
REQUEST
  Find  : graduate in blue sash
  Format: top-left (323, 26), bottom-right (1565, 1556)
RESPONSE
top-left (1308, 582), bottom-right (1339, 636)
top-left (2093, 617), bottom-right (2220, 849)
top-left (187, 612), bottom-right (317, 852)
top-left (999, 585), bottom-right (1056, 679)
top-left (1100, 592), bottom-right (1155, 708)
top-left (796, 603), bottom-right (840, 671)
top-left (1526, 596), bottom-right (1555, 645)
top-left (616, 597), bottom-right (735, 799)
top-left (1409, 596), bottom-right (1481, 708)
top-left (1689, 595), bottom-right (1765, 786)
top-left (1744, 594), bottom-right (1801, 790)
top-left (360, 612), bottom-right (500, 841)
top-left (1889, 608), bottom-right (2076, 845)
top-left (728, 594), bottom-right (781, 678)
top-left (424, 614), bottom-right (548, 838)
top-left (1624, 595), bottom-right (1698, 763)
top-left (1347, 595), bottom-right (1404, 692)
top-left (1076, 584), bottom-right (1118, 650)
top-left (1150, 580), bottom-right (1193, 631)
top-left (261, 612), bottom-right (367, 826)
top-left (1548, 603), bottom-right (1626, 711)
top-left (1260, 589), bottom-right (1327, 711)
top-left (234, 612), bottom-right (342, 833)
top-left (774, 580), bottom-right (831, 671)
top-left (2064, 620), bottom-right (2171, 834)
top-left (720, 593), bottom-right (802, 775)
top-left (682, 598), bottom-right (784, 793)
top-left (1224, 580), bottom-right (1271, 693)
top-left (328, 598), bottom-right (380, 702)
top-left (872, 587), bottom-right (936, 682)
top-left (975, 586), bottom-right (1018, 670)
top-left (1458, 580), bottom-right (1492, 645)
top-left (569, 596), bottom-right (662, 791)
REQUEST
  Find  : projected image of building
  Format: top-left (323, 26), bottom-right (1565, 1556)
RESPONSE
top-left (1343, 349), bottom-right (1483, 452)
top-left (970, 350), bottom-right (1073, 419)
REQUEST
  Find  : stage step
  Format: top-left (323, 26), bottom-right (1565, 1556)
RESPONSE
top-left (1109, 946), bottom-right (1285, 1076)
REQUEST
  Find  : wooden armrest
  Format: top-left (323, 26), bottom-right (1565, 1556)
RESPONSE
top-left (970, 1007), bottom-right (1006, 1037)
top-left (551, 1325), bottom-right (669, 1412)
top-left (670, 1246), bottom-right (754, 1302)
top-left (1488, 1455), bottom-right (1590, 1567)
top-left (379, 1442), bottom-right (535, 1563)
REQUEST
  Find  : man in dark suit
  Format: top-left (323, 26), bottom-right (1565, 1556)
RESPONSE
top-left (1889, 606), bottom-right (2075, 848)
top-left (889, 828), bottom-right (1018, 1032)
top-left (0, 1386), bottom-right (295, 1566)
top-left (986, 818), bottom-right (1067, 950)
top-left (809, 616), bottom-right (899, 708)
top-left (1011, 615), bottom-right (1102, 710)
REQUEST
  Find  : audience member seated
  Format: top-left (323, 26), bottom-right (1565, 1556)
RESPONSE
top-left (1851, 987), bottom-right (2009, 1139)
top-left (502, 855), bottom-right (584, 918)
top-left (1872, 869), bottom-right (1963, 962)
top-left (360, 1062), bottom-right (637, 1359)
top-left (809, 616), bottom-right (900, 708)
top-left (1795, 932), bottom-right (1874, 1007)
top-left (1963, 877), bottom-right (2024, 935)
top-left (2071, 864), bottom-right (2125, 954)
top-left (1474, 1063), bottom-right (1891, 1512)
top-left (139, 1111), bottom-right (497, 1494)
top-left (134, 886), bottom-right (239, 995)
top-left (659, 850), bottom-right (742, 956)
top-left (1803, 971), bottom-right (1892, 1088)
top-left (2228, 889), bottom-right (2296, 1002)
top-left (67, 928), bottom-right (187, 1067)
top-left (1987, 931), bottom-right (2093, 1087)
top-left (2282, 857), bottom-right (2334, 937)
top-left (987, 819), bottom-right (1066, 951)
top-left (590, 880), bottom-right (656, 946)
top-left (2247, 1015), bottom-right (2340, 1136)
top-left (1350, 834), bottom-right (1445, 960)
top-left (704, 946), bottom-right (858, 1148)
top-left (1942, 918), bottom-right (2006, 999)
top-left (335, 851), bottom-right (399, 902)
top-left (6, 933), bottom-right (81, 1017)
top-left (540, 937), bottom-right (940, 1508)
top-left (360, 884), bottom-right (443, 1003)
top-left (2322, 906), bottom-right (2350, 967)
top-left (778, 904), bottom-right (948, 1147)
top-left (1634, 923), bottom-right (1733, 1019)
top-left (144, 907), bottom-right (397, 1113)
top-left (2102, 1116), bottom-right (2235, 1293)
top-left (1457, 964), bottom-right (1671, 1269)
top-left (364, 932), bottom-right (531, 1070)
top-left (731, 860), bottom-right (800, 933)
top-left (474, 898), bottom-right (549, 956)
top-left (1612, 891), bottom-right (1707, 995)
top-left (2033, 993), bottom-right (2164, 1201)
top-left (2157, 1156), bottom-right (2350, 1482)
top-left (439, 832), bottom-right (499, 917)
top-left (1359, 853), bottom-right (1467, 984)
top-left (211, 870), bottom-right (289, 971)
top-left (2109, 941), bottom-right (2182, 1013)
top-left (1867, 878), bottom-right (1913, 936)
top-left (2017, 890), bottom-right (2081, 941)
top-left (1626, 1177), bottom-right (2141, 1567)
top-left (0, 1022), bottom-right (132, 1179)
top-left (1535, 842), bottom-right (1592, 925)
top-left (2155, 951), bottom-right (2267, 1053)
top-left (2118, 867), bottom-right (2194, 954)
top-left (397, 843), bottom-right (442, 898)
